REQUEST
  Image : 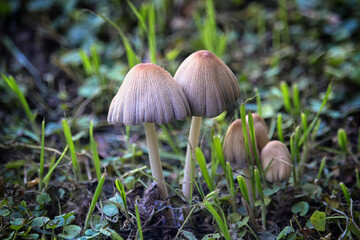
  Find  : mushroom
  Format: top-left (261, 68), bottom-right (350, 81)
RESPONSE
top-left (246, 113), bottom-right (269, 151)
top-left (222, 119), bottom-right (259, 202)
top-left (260, 140), bottom-right (292, 182)
top-left (108, 63), bottom-right (190, 201)
top-left (174, 50), bottom-right (240, 198)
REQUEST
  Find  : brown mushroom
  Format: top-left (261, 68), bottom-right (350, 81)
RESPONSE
top-left (223, 119), bottom-right (259, 202)
top-left (261, 140), bottom-right (292, 182)
top-left (108, 63), bottom-right (190, 200)
top-left (174, 50), bottom-right (240, 198)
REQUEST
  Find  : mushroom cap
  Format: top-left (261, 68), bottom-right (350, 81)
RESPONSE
top-left (246, 113), bottom-right (269, 151)
top-left (261, 140), bottom-right (292, 182)
top-left (107, 63), bottom-right (191, 126)
top-left (174, 50), bottom-right (240, 118)
top-left (223, 119), bottom-right (259, 169)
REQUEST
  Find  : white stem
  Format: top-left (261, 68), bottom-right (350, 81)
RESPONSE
top-left (182, 116), bottom-right (202, 198)
top-left (144, 122), bottom-right (168, 199)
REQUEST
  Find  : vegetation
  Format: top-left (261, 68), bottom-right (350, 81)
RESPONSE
top-left (1, 0), bottom-right (360, 239)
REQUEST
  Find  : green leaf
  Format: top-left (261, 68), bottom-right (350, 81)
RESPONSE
top-left (31, 217), bottom-right (50, 228)
top-left (58, 225), bottom-right (82, 239)
top-left (276, 226), bottom-right (291, 240)
top-left (236, 216), bottom-right (249, 228)
top-left (291, 201), bottom-right (309, 216)
top-left (202, 233), bottom-right (220, 240)
top-left (103, 204), bottom-right (119, 217)
top-left (36, 192), bottom-right (51, 205)
top-left (10, 218), bottom-right (25, 231)
top-left (108, 228), bottom-right (124, 240)
top-left (181, 230), bottom-right (198, 240)
top-left (0, 208), bottom-right (10, 217)
top-left (310, 211), bottom-right (326, 231)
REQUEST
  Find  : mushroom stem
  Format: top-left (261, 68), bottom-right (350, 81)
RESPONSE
top-left (144, 122), bottom-right (175, 222)
top-left (182, 116), bottom-right (202, 198)
top-left (144, 122), bottom-right (169, 199)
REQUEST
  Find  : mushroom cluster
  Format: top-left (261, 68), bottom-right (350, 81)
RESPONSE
top-left (107, 50), bottom-right (240, 207)
top-left (223, 113), bottom-right (292, 198)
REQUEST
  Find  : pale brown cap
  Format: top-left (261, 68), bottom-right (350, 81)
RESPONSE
top-left (261, 140), bottom-right (292, 182)
top-left (223, 119), bottom-right (259, 169)
top-left (174, 50), bottom-right (240, 118)
top-left (107, 63), bottom-right (191, 126)
top-left (246, 113), bottom-right (270, 151)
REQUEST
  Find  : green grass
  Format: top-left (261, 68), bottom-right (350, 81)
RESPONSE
top-left (2, 73), bottom-right (39, 138)
top-left (84, 173), bottom-right (105, 231)
top-left (89, 120), bottom-right (101, 181)
top-left (61, 118), bottom-right (80, 183)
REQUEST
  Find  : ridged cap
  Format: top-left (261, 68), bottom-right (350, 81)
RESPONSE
top-left (174, 50), bottom-right (240, 117)
top-left (107, 63), bottom-right (190, 126)
top-left (223, 119), bottom-right (259, 169)
top-left (261, 140), bottom-right (292, 182)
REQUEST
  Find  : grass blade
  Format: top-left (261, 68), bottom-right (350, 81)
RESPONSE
top-left (90, 120), bottom-right (101, 181)
top-left (88, 11), bottom-right (139, 68)
top-left (84, 173), bottom-right (106, 230)
top-left (2, 74), bottom-right (39, 137)
top-left (340, 182), bottom-right (351, 206)
top-left (203, 201), bottom-right (231, 240)
top-left (300, 83), bottom-right (332, 146)
top-left (79, 50), bottom-right (92, 76)
top-left (237, 175), bottom-right (250, 205)
top-left (280, 81), bottom-right (291, 113)
top-left (317, 157), bottom-right (326, 180)
top-left (115, 179), bottom-right (129, 221)
top-left (147, 3), bottom-right (157, 63)
top-left (43, 146), bottom-right (68, 187)
top-left (135, 203), bottom-right (143, 240)
top-left (255, 168), bottom-right (266, 229)
top-left (39, 120), bottom-right (45, 191)
top-left (292, 83), bottom-right (300, 114)
top-left (255, 87), bottom-right (262, 117)
top-left (195, 147), bottom-right (215, 192)
top-left (126, 0), bottom-right (148, 32)
top-left (213, 136), bottom-right (226, 174)
top-left (62, 118), bottom-right (80, 182)
top-left (277, 113), bottom-right (284, 142)
top-left (226, 162), bottom-right (236, 213)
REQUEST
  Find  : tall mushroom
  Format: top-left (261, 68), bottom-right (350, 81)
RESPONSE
top-left (261, 140), bottom-right (292, 182)
top-left (174, 50), bottom-right (240, 198)
top-left (108, 63), bottom-right (190, 201)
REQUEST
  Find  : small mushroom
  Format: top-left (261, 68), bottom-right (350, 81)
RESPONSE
top-left (261, 140), bottom-right (292, 182)
top-left (223, 119), bottom-right (259, 202)
top-left (246, 113), bottom-right (269, 151)
top-left (223, 119), bottom-right (259, 169)
top-left (174, 50), bottom-right (240, 198)
top-left (108, 63), bottom-right (190, 200)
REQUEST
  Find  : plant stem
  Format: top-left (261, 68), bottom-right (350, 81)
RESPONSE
top-left (182, 116), bottom-right (202, 198)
